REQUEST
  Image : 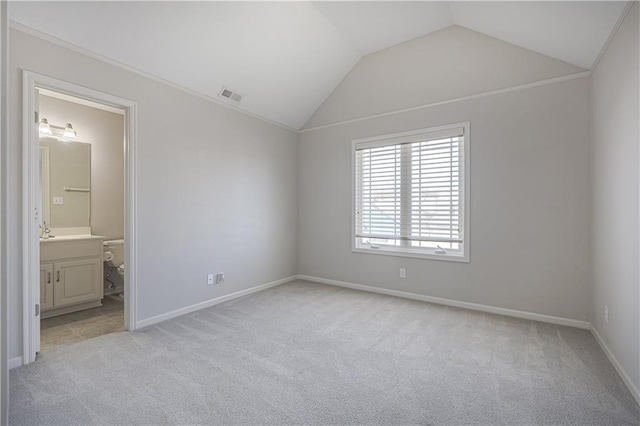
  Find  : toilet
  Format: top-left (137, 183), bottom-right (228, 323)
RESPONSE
top-left (103, 239), bottom-right (125, 277)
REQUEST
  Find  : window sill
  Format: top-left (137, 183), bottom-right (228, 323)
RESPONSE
top-left (352, 247), bottom-right (469, 263)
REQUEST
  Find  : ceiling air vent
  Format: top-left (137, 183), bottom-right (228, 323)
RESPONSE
top-left (218, 87), bottom-right (243, 104)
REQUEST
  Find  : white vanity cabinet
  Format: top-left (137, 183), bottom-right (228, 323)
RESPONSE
top-left (39, 264), bottom-right (54, 311)
top-left (40, 235), bottom-right (104, 318)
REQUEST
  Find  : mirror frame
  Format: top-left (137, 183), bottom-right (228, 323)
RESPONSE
top-left (39, 138), bottom-right (91, 230)
top-left (38, 145), bottom-right (50, 227)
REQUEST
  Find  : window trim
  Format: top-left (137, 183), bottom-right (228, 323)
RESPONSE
top-left (351, 122), bottom-right (470, 263)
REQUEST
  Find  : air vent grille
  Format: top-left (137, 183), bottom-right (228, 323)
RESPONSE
top-left (219, 87), bottom-right (243, 104)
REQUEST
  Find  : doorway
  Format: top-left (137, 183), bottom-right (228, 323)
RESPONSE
top-left (38, 89), bottom-right (126, 352)
top-left (22, 71), bottom-right (138, 363)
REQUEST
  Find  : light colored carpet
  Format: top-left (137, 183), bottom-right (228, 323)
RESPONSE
top-left (10, 280), bottom-right (640, 425)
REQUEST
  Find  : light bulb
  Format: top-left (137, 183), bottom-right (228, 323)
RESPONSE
top-left (39, 118), bottom-right (52, 136)
top-left (63, 123), bottom-right (77, 139)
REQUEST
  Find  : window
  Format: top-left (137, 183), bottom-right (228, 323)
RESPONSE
top-left (353, 123), bottom-right (469, 262)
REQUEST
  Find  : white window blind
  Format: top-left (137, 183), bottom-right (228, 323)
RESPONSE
top-left (354, 125), bottom-right (466, 259)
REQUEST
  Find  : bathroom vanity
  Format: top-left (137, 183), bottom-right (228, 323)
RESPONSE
top-left (40, 235), bottom-right (104, 318)
top-left (38, 137), bottom-right (107, 318)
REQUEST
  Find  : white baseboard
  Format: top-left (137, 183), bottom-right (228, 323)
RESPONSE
top-left (9, 356), bottom-right (23, 370)
top-left (590, 325), bottom-right (640, 406)
top-left (136, 275), bottom-right (297, 329)
top-left (297, 275), bottom-right (591, 329)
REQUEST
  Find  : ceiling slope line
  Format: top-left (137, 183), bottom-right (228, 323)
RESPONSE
top-left (300, 70), bottom-right (591, 134)
top-left (590, 0), bottom-right (635, 72)
top-left (9, 21), bottom-right (299, 134)
top-left (309, 4), bottom-right (365, 59)
top-left (446, 2), bottom-right (456, 29)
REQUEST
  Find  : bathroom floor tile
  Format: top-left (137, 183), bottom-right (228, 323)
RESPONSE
top-left (75, 322), bottom-right (122, 340)
top-left (39, 296), bottom-right (124, 353)
top-left (39, 316), bottom-right (65, 330)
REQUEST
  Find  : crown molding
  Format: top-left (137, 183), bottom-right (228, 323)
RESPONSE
top-left (300, 70), bottom-right (590, 133)
top-left (590, 1), bottom-right (635, 72)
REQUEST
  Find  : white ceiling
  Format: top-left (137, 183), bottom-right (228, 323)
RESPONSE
top-left (312, 2), bottom-right (454, 56)
top-left (448, 1), bottom-right (627, 70)
top-left (9, 1), bottom-right (628, 130)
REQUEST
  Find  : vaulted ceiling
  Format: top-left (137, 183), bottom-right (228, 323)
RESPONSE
top-left (9, 1), bottom-right (628, 130)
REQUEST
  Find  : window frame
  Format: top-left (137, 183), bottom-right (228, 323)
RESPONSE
top-left (351, 122), bottom-right (470, 263)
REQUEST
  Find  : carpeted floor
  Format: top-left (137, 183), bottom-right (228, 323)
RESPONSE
top-left (10, 280), bottom-right (640, 425)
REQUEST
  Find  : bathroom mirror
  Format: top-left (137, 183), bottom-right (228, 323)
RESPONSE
top-left (39, 138), bottom-right (91, 229)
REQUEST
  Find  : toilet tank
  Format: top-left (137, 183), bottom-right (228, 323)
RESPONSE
top-left (103, 239), bottom-right (125, 267)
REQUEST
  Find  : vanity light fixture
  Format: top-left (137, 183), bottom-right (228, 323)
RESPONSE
top-left (63, 123), bottom-right (77, 139)
top-left (39, 118), bottom-right (53, 136)
top-left (39, 118), bottom-right (78, 140)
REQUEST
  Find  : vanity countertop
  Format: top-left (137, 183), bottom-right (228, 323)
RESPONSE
top-left (40, 234), bottom-right (105, 243)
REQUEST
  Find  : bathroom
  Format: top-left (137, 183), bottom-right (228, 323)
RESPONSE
top-left (38, 89), bottom-right (126, 352)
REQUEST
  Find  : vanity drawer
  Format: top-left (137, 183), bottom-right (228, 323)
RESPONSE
top-left (41, 240), bottom-right (102, 262)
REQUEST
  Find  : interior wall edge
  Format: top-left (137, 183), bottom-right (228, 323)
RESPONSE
top-left (136, 275), bottom-right (298, 329)
top-left (297, 275), bottom-right (591, 329)
top-left (591, 325), bottom-right (640, 406)
top-left (588, 0), bottom-right (640, 397)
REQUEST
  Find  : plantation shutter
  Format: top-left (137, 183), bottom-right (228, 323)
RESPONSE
top-left (355, 127), bottom-right (464, 248)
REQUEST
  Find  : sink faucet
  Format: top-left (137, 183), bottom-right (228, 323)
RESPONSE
top-left (40, 221), bottom-right (54, 239)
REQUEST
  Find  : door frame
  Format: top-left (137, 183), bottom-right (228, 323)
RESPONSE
top-left (22, 70), bottom-right (138, 364)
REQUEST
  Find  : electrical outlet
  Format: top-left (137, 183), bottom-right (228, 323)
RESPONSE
top-left (400, 268), bottom-right (406, 278)
top-left (207, 274), bottom-right (214, 285)
top-left (604, 306), bottom-right (609, 323)
top-left (53, 197), bottom-right (63, 205)
top-left (216, 272), bottom-right (225, 284)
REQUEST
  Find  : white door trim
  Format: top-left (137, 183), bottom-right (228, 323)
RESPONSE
top-left (22, 70), bottom-right (138, 364)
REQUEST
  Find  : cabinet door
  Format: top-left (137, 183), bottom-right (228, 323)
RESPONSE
top-left (40, 263), bottom-right (54, 312)
top-left (53, 258), bottom-right (103, 308)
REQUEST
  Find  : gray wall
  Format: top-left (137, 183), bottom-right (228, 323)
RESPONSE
top-left (8, 28), bottom-right (298, 359)
top-left (39, 95), bottom-right (125, 239)
top-left (304, 25), bottom-right (583, 129)
top-left (590, 3), bottom-right (639, 394)
top-left (299, 26), bottom-right (591, 323)
top-left (299, 77), bottom-right (590, 321)
top-left (0, 0), bottom-right (7, 422)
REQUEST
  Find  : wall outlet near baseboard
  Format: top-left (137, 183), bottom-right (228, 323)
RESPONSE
top-left (207, 274), bottom-right (215, 285)
top-left (400, 268), bottom-right (406, 278)
top-left (604, 305), bottom-right (609, 323)
top-left (216, 272), bottom-right (225, 284)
